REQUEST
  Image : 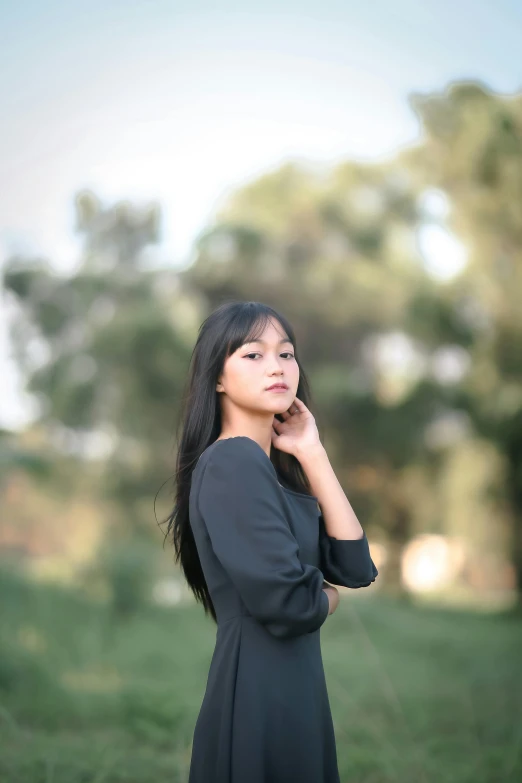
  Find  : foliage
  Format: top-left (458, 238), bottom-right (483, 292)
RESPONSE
top-left (2, 79), bottom-right (522, 599)
top-left (0, 567), bottom-right (520, 782)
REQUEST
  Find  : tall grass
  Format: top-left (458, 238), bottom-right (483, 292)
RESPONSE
top-left (1, 564), bottom-right (520, 782)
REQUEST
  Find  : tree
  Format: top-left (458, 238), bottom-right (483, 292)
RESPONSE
top-left (405, 80), bottom-right (522, 605)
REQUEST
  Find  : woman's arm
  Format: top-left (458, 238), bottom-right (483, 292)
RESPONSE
top-left (297, 444), bottom-right (378, 588)
top-left (271, 397), bottom-right (377, 588)
top-left (296, 443), bottom-right (364, 541)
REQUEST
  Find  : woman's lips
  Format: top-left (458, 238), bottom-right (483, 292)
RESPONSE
top-left (266, 385), bottom-right (289, 392)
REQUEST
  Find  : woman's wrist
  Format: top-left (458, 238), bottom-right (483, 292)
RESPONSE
top-left (322, 585), bottom-right (332, 615)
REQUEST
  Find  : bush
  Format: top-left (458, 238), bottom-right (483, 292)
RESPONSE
top-left (99, 540), bottom-right (156, 619)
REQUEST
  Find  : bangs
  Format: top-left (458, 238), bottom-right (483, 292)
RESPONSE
top-left (225, 306), bottom-right (291, 357)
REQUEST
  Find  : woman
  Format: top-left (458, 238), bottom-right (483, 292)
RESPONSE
top-left (164, 300), bottom-right (378, 783)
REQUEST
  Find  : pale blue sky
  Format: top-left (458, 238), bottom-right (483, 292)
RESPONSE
top-left (1, 0), bottom-right (521, 427)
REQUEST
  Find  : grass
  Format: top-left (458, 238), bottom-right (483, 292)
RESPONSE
top-left (0, 566), bottom-right (521, 783)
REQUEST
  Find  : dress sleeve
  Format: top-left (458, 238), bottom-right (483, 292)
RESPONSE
top-left (197, 437), bottom-right (330, 639)
top-left (318, 512), bottom-right (379, 588)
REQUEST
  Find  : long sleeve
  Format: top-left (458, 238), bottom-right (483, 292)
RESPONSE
top-left (318, 513), bottom-right (378, 588)
top-left (197, 437), bottom-right (330, 639)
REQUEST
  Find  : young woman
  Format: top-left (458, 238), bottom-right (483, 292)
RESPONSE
top-left (165, 300), bottom-right (378, 783)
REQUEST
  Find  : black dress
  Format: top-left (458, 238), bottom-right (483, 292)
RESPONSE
top-left (188, 436), bottom-right (378, 783)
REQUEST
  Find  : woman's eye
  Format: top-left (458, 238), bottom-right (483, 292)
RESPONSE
top-left (245, 352), bottom-right (294, 359)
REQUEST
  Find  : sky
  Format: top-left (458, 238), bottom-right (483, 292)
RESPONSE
top-left (1, 0), bottom-right (522, 429)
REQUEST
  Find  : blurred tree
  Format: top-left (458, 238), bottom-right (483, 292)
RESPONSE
top-left (2, 192), bottom-right (198, 537)
top-left (406, 80), bottom-right (522, 606)
top-left (3, 80), bottom-right (521, 606)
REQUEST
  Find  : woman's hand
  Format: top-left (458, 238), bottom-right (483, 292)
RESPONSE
top-left (323, 584), bottom-right (340, 616)
top-left (271, 396), bottom-right (323, 458)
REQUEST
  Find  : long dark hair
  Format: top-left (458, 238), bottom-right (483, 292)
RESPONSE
top-left (161, 300), bottom-right (321, 624)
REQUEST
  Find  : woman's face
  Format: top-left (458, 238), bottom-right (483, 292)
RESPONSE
top-left (216, 319), bottom-right (299, 414)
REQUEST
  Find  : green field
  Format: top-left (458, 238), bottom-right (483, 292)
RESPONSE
top-left (1, 567), bottom-right (521, 783)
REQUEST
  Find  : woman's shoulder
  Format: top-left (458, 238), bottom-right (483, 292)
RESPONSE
top-left (204, 435), bottom-right (268, 461)
top-left (196, 436), bottom-right (277, 483)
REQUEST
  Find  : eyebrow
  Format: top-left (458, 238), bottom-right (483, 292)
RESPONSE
top-left (244, 338), bottom-right (294, 346)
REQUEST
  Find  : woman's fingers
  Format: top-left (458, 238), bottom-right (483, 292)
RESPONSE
top-left (275, 400), bottom-right (302, 422)
top-left (290, 397), bottom-right (309, 413)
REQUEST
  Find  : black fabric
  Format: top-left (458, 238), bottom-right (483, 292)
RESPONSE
top-left (319, 517), bottom-right (379, 588)
top-left (188, 436), bottom-right (378, 783)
